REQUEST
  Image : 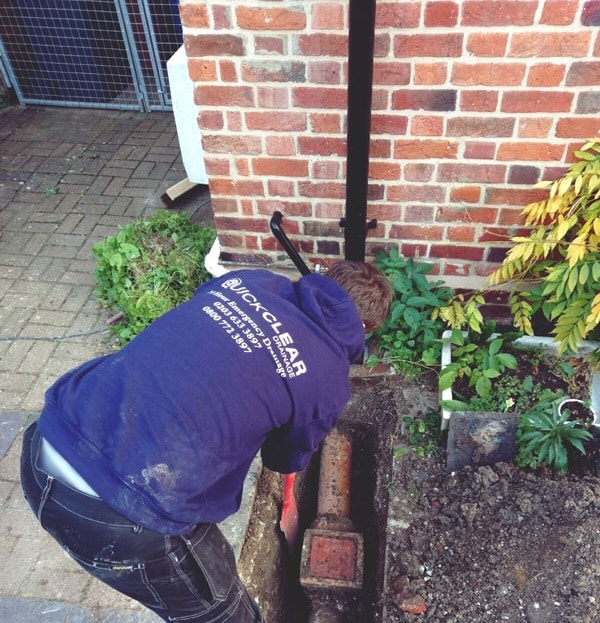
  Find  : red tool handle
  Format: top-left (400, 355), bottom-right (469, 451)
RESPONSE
top-left (282, 472), bottom-right (296, 509)
top-left (280, 472), bottom-right (299, 549)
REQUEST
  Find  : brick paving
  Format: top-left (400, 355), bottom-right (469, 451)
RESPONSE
top-left (0, 105), bottom-right (214, 622)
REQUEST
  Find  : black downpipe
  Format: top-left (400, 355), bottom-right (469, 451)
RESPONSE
top-left (344, 0), bottom-right (377, 262)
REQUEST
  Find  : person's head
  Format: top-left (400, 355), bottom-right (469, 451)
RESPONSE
top-left (326, 260), bottom-right (393, 333)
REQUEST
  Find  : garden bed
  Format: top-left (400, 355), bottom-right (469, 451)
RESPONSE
top-left (237, 375), bottom-right (600, 623)
top-left (440, 333), bottom-right (600, 429)
top-left (384, 448), bottom-right (600, 623)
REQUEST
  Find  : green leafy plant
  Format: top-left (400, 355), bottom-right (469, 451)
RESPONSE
top-left (459, 374), bottom-right (560, 414)
top-left (93, 210), bottom-right (216, 345)
top-left (516, 397), bottom-right (594, 475)
top-left (435, 138), bottom-right (600, 355)
top-left (399, 408), bottom-right (445, 457)
top-left (441, 337), bottom-right (579, 415)
top-left (367, 248), bottom-right (454, 377)
top-left (439, 326), bottom-right (519, 405)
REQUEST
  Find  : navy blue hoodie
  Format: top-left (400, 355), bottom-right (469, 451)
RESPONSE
top-left (38, 269), bottom-right (364, 535)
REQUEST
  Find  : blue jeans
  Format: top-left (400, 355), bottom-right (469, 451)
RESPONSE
top-left (20, 422), bottom-right (264, 623)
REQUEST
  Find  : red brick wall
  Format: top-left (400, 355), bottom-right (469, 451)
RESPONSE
top-left (179, 0), bottom-right (600, 285)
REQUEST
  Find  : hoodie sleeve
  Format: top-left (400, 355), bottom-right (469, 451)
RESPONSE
top-left (260, 413), bottom-right (339, 473)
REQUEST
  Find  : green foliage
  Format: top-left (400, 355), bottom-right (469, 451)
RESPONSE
top-left (367, 248), bottom-right (454, 377)
top-left (398, 408), bottom-right (445, 457)
top-left (453, 373), bottom-right (561, 415)
top-left (435, 138), bottom-right (600, 355)
top-left (93, 210), bottom-right (216, 345)
top-left (516, 397), bottom-right (593, 475)
top-left (440, 333), bottom-right (577, 414)
top-left (438, 326), bottom-right (519, 400)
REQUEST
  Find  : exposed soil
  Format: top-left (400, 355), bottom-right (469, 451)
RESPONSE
top-left (386, 446), bottom-right (600, 623)
top-left (238, 374), bottom-right (600, 623)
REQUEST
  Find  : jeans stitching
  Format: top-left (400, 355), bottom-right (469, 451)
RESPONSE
top-left (139, 561), bottom-right (168, 610)
top-left (37, 474), bottom-right (54, 524)
top-left (167, 548), bottom-right (212, 610)
top-left (68, 549), bottom-right (168, 611)
top-left (181, 536), bottom-right (229, 602)
top-left (22, 423), bottom-right (263, 623)
top-left (29, 426), bottom-right (141, 529)
top-left (166, 587), bottom-right (243, 623)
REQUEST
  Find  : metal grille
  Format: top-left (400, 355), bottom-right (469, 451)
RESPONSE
top-left (0, 0), bottom-right (182, 111)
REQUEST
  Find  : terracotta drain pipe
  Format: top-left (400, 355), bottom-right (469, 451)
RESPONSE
top-left (299, 429), bottom-right (364, 622)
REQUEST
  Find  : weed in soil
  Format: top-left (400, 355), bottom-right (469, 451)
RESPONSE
top-left (452, 348), bottom-right (594, 414)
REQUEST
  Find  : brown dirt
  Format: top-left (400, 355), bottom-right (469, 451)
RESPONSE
top-left (238, 375), bottom-right (600, 623)
top-left (385, 451), bottom-right (600, 623)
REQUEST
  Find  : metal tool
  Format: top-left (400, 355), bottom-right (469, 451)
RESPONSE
top-left (269, 211), bottom-right (311, 276)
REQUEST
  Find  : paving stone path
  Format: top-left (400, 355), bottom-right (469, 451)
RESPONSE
top-left (0, 105), bottom-right (204, 622)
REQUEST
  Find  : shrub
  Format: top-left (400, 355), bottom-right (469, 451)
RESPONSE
top-left (93, 210), bottom-right (216, 345)
top-left (435, 138), bottom-right (600, 355)
top-left (367, 248), bottom-right (454, 377)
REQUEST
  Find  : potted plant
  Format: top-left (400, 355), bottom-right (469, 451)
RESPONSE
top-left (440, 327), bottom-right (600, 474)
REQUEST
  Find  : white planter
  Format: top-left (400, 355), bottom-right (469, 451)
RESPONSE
top-left (439, 330), bottom-right (600, 430)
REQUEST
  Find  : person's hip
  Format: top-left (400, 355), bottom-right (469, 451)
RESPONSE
top-left (19, 421), bottom-right (261, 621)
top-left (20, 421), bottom-right (169, 557)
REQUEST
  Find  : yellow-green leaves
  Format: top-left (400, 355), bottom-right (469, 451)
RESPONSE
top-left (510, 295), bottom-right (533, 336)
top-left (433, 293), bottom-right (484, 333)
top-left (586, 293), bottom-right (600, 333)
top-left (433, 139), bottom-right (600, 355)
top-left (493, 139), bottom-right (600, 354)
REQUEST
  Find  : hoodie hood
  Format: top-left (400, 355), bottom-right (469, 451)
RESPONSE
top-left (294, 273), bottom-right (365, 364)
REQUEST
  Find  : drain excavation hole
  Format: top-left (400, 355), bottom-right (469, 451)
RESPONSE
top-left (238, 404), bottom-right (394, 623)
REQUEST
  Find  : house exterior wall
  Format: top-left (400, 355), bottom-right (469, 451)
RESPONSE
top-left (179, 0), bottom-right (600, 285)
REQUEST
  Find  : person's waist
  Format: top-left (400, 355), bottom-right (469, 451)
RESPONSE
top-left (39, 436), bottom-right (100, 497)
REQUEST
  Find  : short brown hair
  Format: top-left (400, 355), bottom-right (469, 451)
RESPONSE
top-left (326, 260), bottom-right (393, 332)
